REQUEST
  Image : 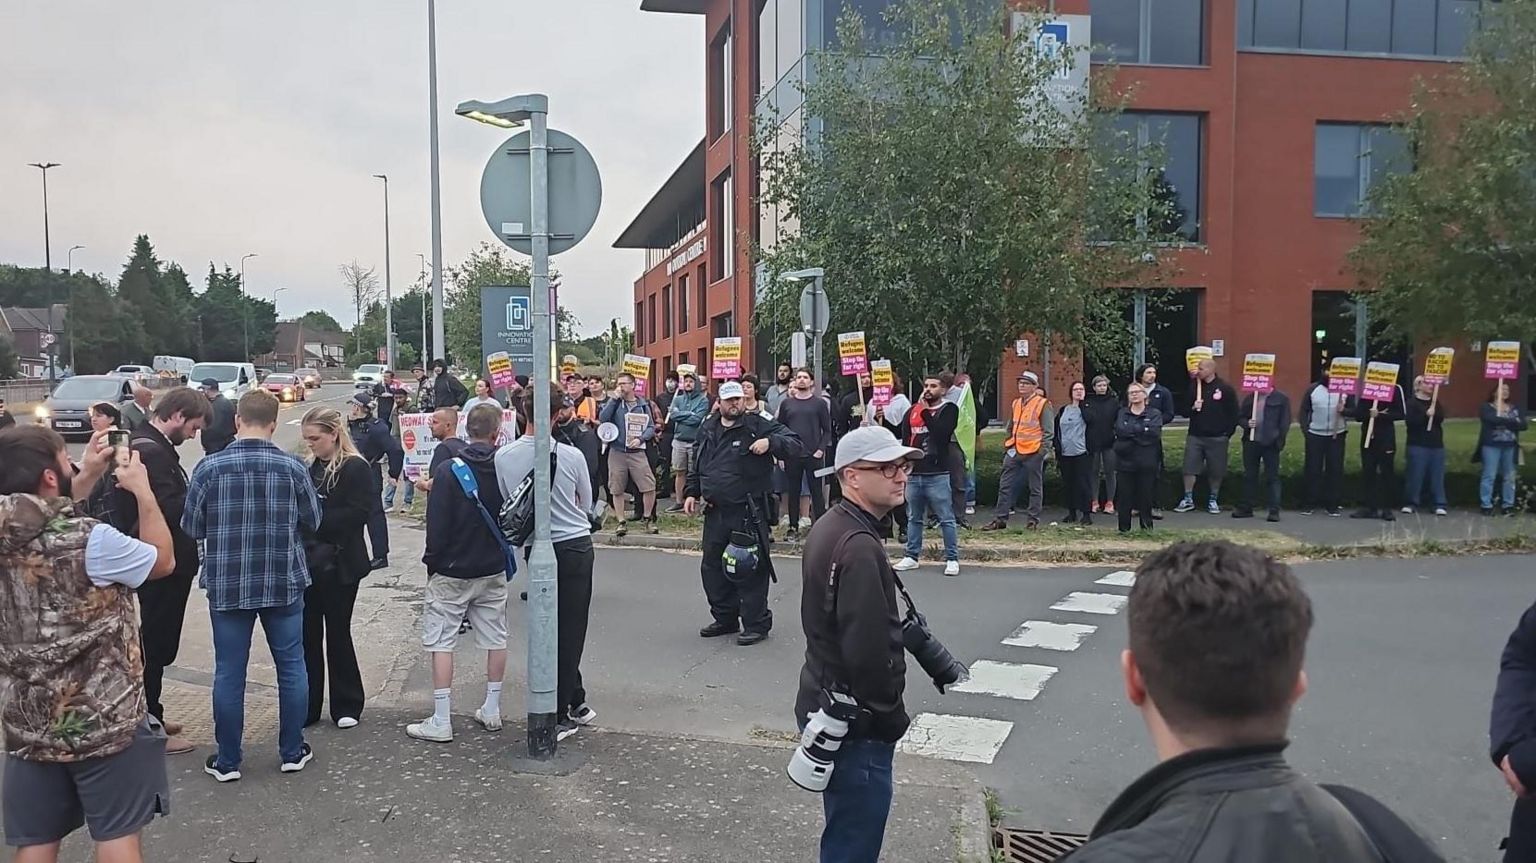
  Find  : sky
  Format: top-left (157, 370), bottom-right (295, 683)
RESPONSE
top-left (0, 0), bottom-right (702, 338)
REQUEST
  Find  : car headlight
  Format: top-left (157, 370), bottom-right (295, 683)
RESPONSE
top-left (34, 405), bottom-right (49, 419)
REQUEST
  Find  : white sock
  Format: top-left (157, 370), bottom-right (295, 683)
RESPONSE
top-left (432, 688), bottom-right (451, 724)
top-left (483, 682), bottom-right (502, 715)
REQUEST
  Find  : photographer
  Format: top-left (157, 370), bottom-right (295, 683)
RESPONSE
top-left (797, 426), bottom-right (923, 863)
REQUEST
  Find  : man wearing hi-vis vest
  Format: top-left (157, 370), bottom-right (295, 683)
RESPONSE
top-left (983, 371), bottom-right (1056, 531)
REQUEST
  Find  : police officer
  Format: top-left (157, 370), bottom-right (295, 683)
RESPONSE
top-left (683, 380), bottom-right (801, 646)
top-left (348, 393), bottom-right (403, 570)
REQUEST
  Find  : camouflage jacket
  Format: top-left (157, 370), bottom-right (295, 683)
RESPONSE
top-left (0, 494), bottom-right (145, 762)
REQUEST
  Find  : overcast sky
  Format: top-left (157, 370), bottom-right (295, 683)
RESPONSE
top-left (0, 0), bottom-right (701, 338)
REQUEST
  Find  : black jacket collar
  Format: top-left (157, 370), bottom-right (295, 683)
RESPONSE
top-left (1090, 741), bottom-right (1292, 837)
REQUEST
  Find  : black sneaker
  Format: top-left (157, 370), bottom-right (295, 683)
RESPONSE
top-left (1231, 510), bottom-right (1255, 519)
top-left (280, 742), bottom-right (314, 773)
top-left (1326, 507), bottom-right (1343, 517)
top-left (369, 556), bottom-right (389, 570)
top-left (647, 518), bottom-right (660, 535)
top-left (1266, 511), bottom-right (1281, 523)
top-left (665, 503), bottom-right (685, 513)
top-left (204, 755), bottom-right (241, 783)
top-left (737, 630), bottom-right (769, 646)
top-left (556, 718), bottom-right (581, 742)
top-left (1381, 510), bottom-right (1396, 522)
top-left (569, 703), bottom-right (598, 726)
top-left (699, 620), bottom-right (740, 638)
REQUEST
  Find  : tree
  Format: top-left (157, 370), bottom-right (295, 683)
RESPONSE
top-left (1351, 1), bottom-right (1536, 344)
top-left (0, 332), bottom-right (18, 379)
top-left (391, 289), bottom-right (433, 363)
top-left (339, 261), bottom-right (382, 351)
top-left (195, 265), bottom-right (273, 361)
top-left (298, 310), bottom-right (344, 333)
top-left (754, 0), bottom-right (1167, 387)
top-left (442, 242), bottom-right (541, 368)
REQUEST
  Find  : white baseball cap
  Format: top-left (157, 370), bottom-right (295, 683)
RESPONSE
top-left (718, 381), bottom-right (745, 400)
top-left (816, 426), bottom-right (922, 477)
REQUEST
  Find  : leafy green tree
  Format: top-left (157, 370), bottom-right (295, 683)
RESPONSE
top-left (0, 332), bottom-right (19, 379)
top-left (70, 274), bottom-right (145, 374)
top-left (298, 310), bottom-right (344, 333)
top-left (442, 242), bottom-right (540, 369)
top-left (1351, 0), bottom-right (1536, 344)
top-left (755, 0), bottom-right (1168, 390)
top-left (195, 265), bottom-right (273, 361)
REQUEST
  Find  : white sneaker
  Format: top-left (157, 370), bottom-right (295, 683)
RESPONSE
top-left (943, 561), bottom-right (960, 577)
top-left (965, 505), bottom-right (975, 516)
top-left (1400, 506), bottom-right (1414, 514)
top-left (335, 717), bottom-right (359, 729)
top-left (1434, 507), bottom-right (1448, 516)
top-left (406, 716), bottom-right (453, 743)
top-left (474, 708), bottom-right (503, 732)
top-left (892, 557), bottom-right (919, 572)
top-left (798, 516), bottom-right (812, 529)
top-left (569, 704), bottom-right (598, 726)
top-left (778, 515), bottom-right (789, 527)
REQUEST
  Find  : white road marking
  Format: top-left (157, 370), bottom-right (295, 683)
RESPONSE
top-left (1096, 569), bottom-right (1137, 587)
top-left (1002, 620), bottom-right (1097, 651)
top-left (1050, 592), bottom-right (1129, 615)
top-left (950, 660), bottom-right (1057, 701)
top-left (897, 713), bottom-right (1014, 764)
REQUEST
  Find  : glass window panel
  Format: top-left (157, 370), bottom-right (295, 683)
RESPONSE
top-left (1146, 114), bottom-right (1202, 241)
top-left (759, 0), bottom-right (777, 96)
top-left (1238, 0), bottom-right (1255, 45)
top-left (1148, 0), bottom-right (1204, 65)
top-left (723, 31), bottom-right (733, 132)
top-left (1392, 0), bottom-right (1438, 54)
top-left (1315, 124), bottom-right (1363, 216)
top-left (1299, 0), bottom-right (1346, 50)
top-left (1091, 0), bottom-right (1142, 63)
top-left (1253, 0), bottom-right (1302, 48)
top-left (1436, 0), bottom-right (1478, 56)
top-left (1346, 0), bottom-right (1392, 52)
top-left (1365, 126), bottom-right (1411, 203)
top-left (778, 0), bottom-right (803, 80)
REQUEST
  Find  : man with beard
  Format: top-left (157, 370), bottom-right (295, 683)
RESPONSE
top-left (411, 365), bottom-right (434, 412)
top-left (893, 375), bottom-right (962, 576)
top-left (765, 362), bottom-right (794, 417)
top-left (777, 368), bottom-right (832, 539)
top-left (684, 382), bottom-right (801, 646)
top-left (348, 394), bottom-right (403, 570)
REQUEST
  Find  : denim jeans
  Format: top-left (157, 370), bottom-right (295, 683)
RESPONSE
top-left (1403, 445), bottom-right (1447, 508)
top-left (965, 468), bottom-right (977, 506)
top-left (905, 474), bottom-right (958, 561)
top-left (1481, 444), bottom-right (1519, 509)
top-left (820, 738), bottom-right (895, 863)
top-left (210, 598), bottom-right (309, 770)
top-left (383, 477), bottom-right (414, 508)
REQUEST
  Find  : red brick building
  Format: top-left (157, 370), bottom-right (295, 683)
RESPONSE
top-left (620, 0), bottom-right (1495, 416)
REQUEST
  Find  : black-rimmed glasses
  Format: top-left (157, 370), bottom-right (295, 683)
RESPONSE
top-left (849, 461), bottom-right (914, 479)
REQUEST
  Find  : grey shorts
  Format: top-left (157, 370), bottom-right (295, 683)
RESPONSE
top-left (1183, 435), bottom-right (1231, 482)
top-left (423, 574), bottom-right (509, 651)
top-left (671, 440), bottom-right (696, 473)
top-left (608, 449), bottom-right (656, 494)
top-left (3, 717), bottom-right (170, 847)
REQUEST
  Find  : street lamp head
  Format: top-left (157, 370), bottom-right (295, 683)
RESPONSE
top-left (69, 245), bottom-right (84, 252)
top-left (455, 95), bottom-right (549, 128)
top-left (781, 267), bottom-right (825, 282)
top-left (242, 252), bottom-right (258, 261)
top-left (373, 173), bottom-right (388, 181)
top-left (28, 162), bottom-right (60, 170)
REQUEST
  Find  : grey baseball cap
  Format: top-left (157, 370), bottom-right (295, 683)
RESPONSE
top-left (816, 426), bottom-right (922, 477)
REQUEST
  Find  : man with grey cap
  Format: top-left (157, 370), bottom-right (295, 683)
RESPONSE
top-left (797, 424), bottom-right (924, 860)
top-left (683, 381), bottom-right (801, 646)
top-left (199, 378), bottom-right (237, 455)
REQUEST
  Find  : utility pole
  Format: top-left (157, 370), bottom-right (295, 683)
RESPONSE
top-left (241, 252), bottom-right (258, 361)
top-left (427, 0), bottom-right (446, 364)
top-left (29, 161), bottom-right (60, 384)
top-left (374, 174), bottom-right (394, 368)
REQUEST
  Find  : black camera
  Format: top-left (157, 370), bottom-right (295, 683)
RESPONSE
top-left (902, 606), bottom-right (969, 693)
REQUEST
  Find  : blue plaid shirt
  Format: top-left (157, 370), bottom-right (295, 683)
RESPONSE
top-left (183, 438), bottom-right (321, 612)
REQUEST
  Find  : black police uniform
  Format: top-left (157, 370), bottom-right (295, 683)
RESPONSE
top-left (685, 410), bottom-right (802, 636)
top-left (350, 410), bottom-right (404, 562)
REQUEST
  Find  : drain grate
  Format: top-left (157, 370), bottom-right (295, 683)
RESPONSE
top-left (993, 826), bottom-right (1090, 862)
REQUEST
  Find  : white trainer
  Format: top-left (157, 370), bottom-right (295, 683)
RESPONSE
top-left (474, 709), bottom-right (503, 732)
top-left (892, 557), bottom-right (919, 572)
top-left (406, 717), bottom-right (454, 743)
top-left (943, 561), bottom-right (961, 577)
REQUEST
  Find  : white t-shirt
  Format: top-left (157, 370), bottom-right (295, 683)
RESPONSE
top-left (84, 523), bottom-right (157, 589)
top-left (463, 396), bottom-right (503, 414)
top-left (493, 438), bottom-right (594, 545)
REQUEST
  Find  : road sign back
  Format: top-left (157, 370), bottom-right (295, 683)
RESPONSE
top-left (479, 128), bottom-right (602, 256)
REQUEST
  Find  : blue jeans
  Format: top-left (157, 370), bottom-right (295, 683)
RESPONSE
top-left (905, 474), bottom-right (958, 561)
top-left (965, 468), bottom-right (977, 506)
top-left (383, 476), bottom-right (414, 507)
top-left (210, 598), bottom-right (309, 770)
top-left (1481, 444), bottom-right (1519, 509)
top-left (1403, 445), bottom-right (1446, 508)
top-left (820, 738), bottom-right (895, 863)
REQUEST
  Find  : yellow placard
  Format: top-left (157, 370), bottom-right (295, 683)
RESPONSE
top-left (1364, 363), bottom-right (1399, 387)
top-left (712, 337), bottom-right (741, 361)
top-left (1422, 347), bottom-right (1453, 385)
top-left (1487, 342), bottom-right (1521, 363)
top-left (838, 331), bottom-right (867, 359)
top-left (622, 354), bottom-right (651, 379)
top-left (1185, 346), bottom-right (1213, 375)
top-left (870, 359), bottom-right (893, 387)
top-left (1241, 353), bottom-right (1276, 377)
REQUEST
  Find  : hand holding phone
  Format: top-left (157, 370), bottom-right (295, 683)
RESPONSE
top-left (106, 429), bottom-right (131, 469)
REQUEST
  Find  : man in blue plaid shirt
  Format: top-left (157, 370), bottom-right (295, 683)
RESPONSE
top-left (183, 389), bottom-right (321, 783)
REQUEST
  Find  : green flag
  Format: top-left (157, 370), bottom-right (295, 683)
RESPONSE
top-left (957, 381), bottom-right (977, 472)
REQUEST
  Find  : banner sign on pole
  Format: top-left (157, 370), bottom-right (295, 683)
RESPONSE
top-left (1240, 353), bottom-right (1276, 393)
top-left (622, 353), bottom-right (652, 397)
top-left (1422, 347), bottom-right (1454, 386)
top-left (1185, 346), bottom-right (1213, 376)
top-left (870, 359), bottom-right (893, 407)
top-left (838, 331), bottom-right (869, 376)
top-left (1485, 341), bottom-right (1521, 380)
top-left (1361, 361), bottom-right (1400, 402)
top-left (487, 351), bottom-right (516, 391)
top-left (711, 337), bottom-right (742, 379)
top-left (1327, 357), bottom-right (1362, 395)
top-left (400, 410), bottom-right (520, 480)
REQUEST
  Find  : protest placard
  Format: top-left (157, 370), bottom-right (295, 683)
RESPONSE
top-left (1486, 341), bottom-right (1520, 380)
top-left (487, 351), bottom-right (515, 391)
top-left (711, 337), bottom-right (742, 379)
top-left (622, 353), bottom-right (652, 397)
top-left (1362, 361), bottom-right (1400, 445)
top-left (1327, 357), bottom-right (1361, 396)
top-left (1422, 347), bottom-right (1454, 430)
top-left (1241, 353), bottom-right (1276, 393)
top-left (870, 359), bottom-right (893, 407)
top-left (838, 331), bottom-right (868, 376)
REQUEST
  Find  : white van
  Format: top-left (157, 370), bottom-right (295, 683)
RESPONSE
top-left (190, 361), bottom-right (258, 400)
top-left (153, 355), bottom-right (196, 383)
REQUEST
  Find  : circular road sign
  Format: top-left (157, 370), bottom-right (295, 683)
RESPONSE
top-left (478, 128), bottom-right (602, 256)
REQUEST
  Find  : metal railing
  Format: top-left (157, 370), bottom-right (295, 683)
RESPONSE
top-left (0, 379), bottom-right (51, 405)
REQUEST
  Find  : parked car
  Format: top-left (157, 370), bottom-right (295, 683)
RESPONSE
top-left (111, 364), bottom-right (155, 384)
top-left (298, 367), bottom-right (322, 388)
top-left (261, 373), bottom-right (307, 403)
top-left (255, 367), bottom-right (272, 382)
top-left (353, 363), bottom-right (387, 388)
top-left (36, 375), bottom-right (134, 439)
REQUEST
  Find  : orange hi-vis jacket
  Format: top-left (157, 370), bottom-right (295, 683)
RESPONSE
top-left (1006, 394), bottom-right (1048, 455)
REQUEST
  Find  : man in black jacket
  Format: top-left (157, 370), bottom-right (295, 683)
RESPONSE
top-left (683, 381), bottom-right (801, 646)
top-left (778, 368), bottom-right (833, 538)
top-left (348, 393), bottom-right (404, 569)
top-left (1492, 599), bottom-right (1536, 860)
top-left (797, 425), bottom-right (922, 862)
top-left (429, 358), bottom-right (468, 410)
top-left (200, 378), bottom-right (237, 454)
top-left (1232, 387), bottom-right (1292, 522)
top-left (1175, 359), bottom-right (1239, 514)
top-left (1350, 383), bottom-right (1406, 521)
top-left (1067, 540), bottom-right (1442, 862)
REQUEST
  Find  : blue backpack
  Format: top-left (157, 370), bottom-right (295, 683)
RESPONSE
top-left (447, 458), bottom-right (518, 581)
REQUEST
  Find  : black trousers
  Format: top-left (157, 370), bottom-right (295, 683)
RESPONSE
top-left (1360, 447), bottom-right (1397, 513)
top-left (138, 564), bottom-right (197, 722)
top-left (553, 536), bottom-right (595, 713)
top-left (304, 578), bottom-right (364, 724)
top-left (1058, 453), bottom-right (1092, 518)
top-left (1116, 467), bottom-right (1157, 531)
top-left (1504, 795), bottom-right (1536, 862)
top-left (1302, 432), bottom-right (1347, 510)
top-left (1239, 441), bottom-right (1283, 514)
top-left (949, 442), bottom-right (968, 519)
top-left (366, 464), bottom-right (389, 558)
top-left (700, 501), bottom-right (772, 634)
top-left (784, 454), bottom-right (827, 524)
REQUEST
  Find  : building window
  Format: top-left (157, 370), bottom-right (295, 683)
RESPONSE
top-left (635, 301), bottom-right (645, 345)
top-left (661, 285), bottom-right (672, 338)
top-left (1314, 123), bottom-right (1411, 217)
top-left (1240, 0), bottom-right (1488, 58)
top-left (1092, 0), bottom-right (1205, 66)
top-left (646, 295), bottom-right (656, 346)
top-left (759, 0), bottom-right (777, 96)
top-left (696, 264), bottom-right (708, 329)
top-left (678, 274), bottom-right (690, 333)
top-left (710, 24), bottom-right (733, 141)
top-left (712, 170), bottom-right (734, 279)
top-left (1103, 112), bottom-right (1204, 242)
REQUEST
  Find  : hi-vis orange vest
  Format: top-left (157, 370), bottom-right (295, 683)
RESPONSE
top-left (1006, 394), bottom-right (1047, 455)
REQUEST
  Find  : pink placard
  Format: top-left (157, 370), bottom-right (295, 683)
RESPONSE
top-left (1327, 376), bottom-right (1359, 396)
top-left (633, 377), bottom-right (648, 397)
top-left (712, 358), bottom-right (741, 379)
top-left (1240, 373), bottom-right (1272, 392)
top-left (871, 384), bottom-right (892, 407)
top-left (1486, 361), bottom-right (1518, 379)
top-left (1360, 381), bottom-right (1393, 401)
top-left (841, 355), bottom-right (868, 376)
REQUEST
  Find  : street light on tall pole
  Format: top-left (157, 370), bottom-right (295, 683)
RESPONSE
top-left (29, 161), bottom-right (60, 384)
top-left (67, 244), bottom-right (84, 273)
top-left (427, 0), bottom-right (446, 364)
top-left (240, 253), bottom-right (258, 361)
top-left (417, 253), bottom-right (429, 363)
top-left (373, 174), bottom-right (394, 369)
top-left (66, 245), bottom-right (84, 374)
top-left (273, 286), bottom-right (287, 313)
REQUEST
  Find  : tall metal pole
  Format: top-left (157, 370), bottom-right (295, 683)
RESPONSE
top-left (427, 0), bottom-right (446, 364)
top-left (67, 245), bottom-right (82, 374)
top-left (810, 274), bottom-right (825, 395)
top-left (525, 98), bottom-right (559, 760)
top-left (418, 253), bottom-right (428, 362)
top-left (375, 174), bottom-right (394, 368)
top-left (241, 252), bottom-right (257, 361)
top-left (29, 162), bottom-right (59, 384)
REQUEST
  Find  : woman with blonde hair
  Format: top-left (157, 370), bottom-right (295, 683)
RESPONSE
top-left (299, 406), bottom-right (374, 728)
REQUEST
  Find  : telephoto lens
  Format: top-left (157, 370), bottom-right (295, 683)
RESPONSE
top-left (902, 608), bottom-right (970, 693)
top-left (787, 691), bottom-right (863, 793)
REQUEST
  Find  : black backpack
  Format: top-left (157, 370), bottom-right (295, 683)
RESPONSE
top-left (497, 451), bottom-right (557, 547)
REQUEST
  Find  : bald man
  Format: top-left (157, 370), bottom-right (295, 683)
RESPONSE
top-left (120, 384), bottom-right (155, 432)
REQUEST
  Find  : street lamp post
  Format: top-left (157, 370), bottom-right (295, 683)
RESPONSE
top-left (427, 0), bottom-right (446, 364)
top-left (418, 253), bottom-right (429, 363)
top-left (373, 174), bottom-right (394, 369)
top-left (782, 267), bottom-right (828, 395)
top-left (29, 161), bottom-right (60, 384)
top-left (240, 252), bottom-right (258, 360)
top-left (67, 244), bottom-right (83, 274)
top-left (67, 245), bottom-right (83, 374)
top-left (273, 286), bottom-right (287, 311)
